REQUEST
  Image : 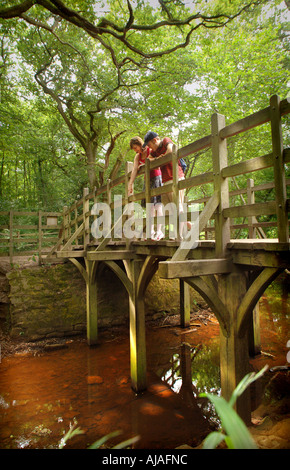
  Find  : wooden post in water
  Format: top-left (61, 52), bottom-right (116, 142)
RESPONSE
top-left (219, 271), bottom-right (252, 424)
top-left (180, 279), bottom-right (190, 327)
top-left (85, 260), bottom-right (98, 346)
top-left (128, 259), bottom-right (147, 393)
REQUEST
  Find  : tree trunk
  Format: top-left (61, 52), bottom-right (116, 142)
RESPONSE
top-left (86, 142), bottom-right (97, 189)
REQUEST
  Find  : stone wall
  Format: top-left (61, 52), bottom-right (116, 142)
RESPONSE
top-left (3, 261), bottom-right (205, 341)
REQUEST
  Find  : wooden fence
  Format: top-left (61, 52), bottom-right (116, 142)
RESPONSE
top-left (0, 210), bottom-right (62, 263)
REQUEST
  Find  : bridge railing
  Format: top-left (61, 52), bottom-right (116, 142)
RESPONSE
top-left (51, 94), bottom-right (289, 256)
top-left (2, 95), bottom-right (287, 261)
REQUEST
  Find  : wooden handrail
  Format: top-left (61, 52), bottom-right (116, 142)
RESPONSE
top-left (1, 94), bottom-right (289, 260)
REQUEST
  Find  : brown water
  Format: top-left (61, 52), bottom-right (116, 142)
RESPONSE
top-left (0, 280), bottom-right (289, 449)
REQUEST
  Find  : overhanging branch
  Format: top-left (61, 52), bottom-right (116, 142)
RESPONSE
top-left (0, 0), bottom-right (269, 67)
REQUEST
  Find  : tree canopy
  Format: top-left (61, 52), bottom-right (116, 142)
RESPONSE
top-left (0, 0), bottom-right (289, 210)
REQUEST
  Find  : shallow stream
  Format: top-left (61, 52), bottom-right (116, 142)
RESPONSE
top-left (0, 279), bottom-right (289, 449)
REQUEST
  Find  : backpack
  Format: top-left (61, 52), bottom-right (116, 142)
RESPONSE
top-left (179, 158), bottom-right (187, 173)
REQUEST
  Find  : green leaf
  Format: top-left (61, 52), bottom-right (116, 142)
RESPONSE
top-left (88, 430), bottom-right (122, 449)
top-left (228, 365), bottom-right (268, 408)
top-left (202, 431), bottom-right (226, 449)
top-left (112, 435), bottom-right (140, 449)
top-left (201, 394), bottom-right (257, 449)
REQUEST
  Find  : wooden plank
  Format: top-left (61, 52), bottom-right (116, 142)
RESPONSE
top-left (42, 224), bottom-right (61, 229)
top-left (159, 258), bottom-right (233, 278)
top-left (227, 239), bottom-right (289, 251)
top-left (57, 250), bottom-right (86, 258)
top-left (42, 212), bottom-right (62, 217)
top-left (178, 134), bottom-right (212, 158)
top-left (220, 106), bottom-right (271, 139)
top-left (221, 153), bottom-right (273, 178)
top-left (231, 250), bottom-right (290, 268)
top-left (87, 250), bottom-right (136, 261)
top-left (12, 225), bottom-right (38, 230)
top-left (220, 97), bottom-right (289, 141)
top-left (280, 97), bottom-right (290, 116)
top-left (13, 237), bottom-right (38, 243)
top-left (223, 201), bottom-right (276, 219)
top-left (179, 171), bottom-right (214, 190)
top-left (13, 211), bottom-right (38, 216)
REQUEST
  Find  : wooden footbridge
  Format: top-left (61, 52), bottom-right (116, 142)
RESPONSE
top-left (8, 95), bottom-right (290, 424)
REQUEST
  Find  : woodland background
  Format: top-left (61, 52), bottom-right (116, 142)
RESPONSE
top-left (0, 0), bottom-right (289, 218)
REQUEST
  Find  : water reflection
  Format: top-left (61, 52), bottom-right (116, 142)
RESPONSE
top-left (157, 341), bottom-right (221, 427)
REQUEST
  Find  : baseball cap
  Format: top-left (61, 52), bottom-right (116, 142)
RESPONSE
top-left (143, 131), bottom-right (158, 147)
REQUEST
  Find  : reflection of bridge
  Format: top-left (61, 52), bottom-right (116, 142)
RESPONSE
top-left (8, 95), bottom-right (290, 425)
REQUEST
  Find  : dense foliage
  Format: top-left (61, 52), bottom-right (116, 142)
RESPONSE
top-left (0, 0), bottom-right (289, 212)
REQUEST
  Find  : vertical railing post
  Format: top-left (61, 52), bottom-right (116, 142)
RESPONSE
top-left (247, 178), bottom-right (255, 239)
top-left (63, 206), bottom-right (68, 246)
top-left (83, 187), bottom-right (89, 249)
top-left (172, 144), bottom-right (180, 239)
top-left (38, 210), bottom-right (42, 265)
top-left (125, 162), bottom-right (133, 246)
top-left (67, 207), bottom-right (71, 240)
top-left (145, 158), bottom-right (151, 239)
top-left (73, 201), bottom-right (78, 246)
top-left (211, 113), bottom-right (230, 256)
top-left (9, 210), bottom-right (13, 264)
top-left (270, 94), bottom-right (288, 242)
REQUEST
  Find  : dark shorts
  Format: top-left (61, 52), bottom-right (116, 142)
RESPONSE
top-left (141, 175), bottom-right (162, 207)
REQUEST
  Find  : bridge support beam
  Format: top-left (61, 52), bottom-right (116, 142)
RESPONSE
top-left (128, 259), bottom-right (147, 393)
top-left (180, 279), bottom-right (190, 327)
top-left (219, 271), bottom-right (252, 425)
top-left (85, 260), bottom-right (98, 346)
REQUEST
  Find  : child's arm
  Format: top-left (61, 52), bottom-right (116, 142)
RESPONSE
top-left (128, 154), bottom-right (142, 195)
